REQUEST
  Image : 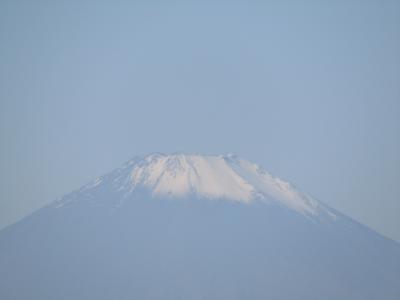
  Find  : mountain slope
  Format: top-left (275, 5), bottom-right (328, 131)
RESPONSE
top-left (0, 153), bottom-right (399, 300)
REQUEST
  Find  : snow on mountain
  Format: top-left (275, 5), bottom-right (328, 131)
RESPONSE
top-left (130, 154), bottom-right (255, 202)
top-left (71, 153), bottom-right (334, 218)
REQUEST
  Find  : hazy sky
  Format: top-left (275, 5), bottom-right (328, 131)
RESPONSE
top-left (0, 1), bottom-right (399, 241)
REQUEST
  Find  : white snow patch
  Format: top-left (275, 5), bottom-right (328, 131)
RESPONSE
top-left (125, 153), bottom-right (328, 216)
top-left (130, 154), bottom-right (254, 201)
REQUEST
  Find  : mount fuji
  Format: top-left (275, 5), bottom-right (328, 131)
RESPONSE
top-left (1, 153), bottom-right (399, 300)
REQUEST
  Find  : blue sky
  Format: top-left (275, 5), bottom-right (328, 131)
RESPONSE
top-left (0, 1), bottom-right (399, 241)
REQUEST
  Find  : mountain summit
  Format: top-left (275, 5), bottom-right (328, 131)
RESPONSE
top-left (1, 153), bottom-right (399, 300)
top-left (70, 153), bottom-right (330, 217)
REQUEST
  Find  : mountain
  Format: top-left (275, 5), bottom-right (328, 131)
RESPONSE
top-left (1, 153), bottom-right (399, 300)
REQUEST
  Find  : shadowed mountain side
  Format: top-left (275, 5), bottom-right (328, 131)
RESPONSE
top-left (1, 192), bottom-right (399, 300)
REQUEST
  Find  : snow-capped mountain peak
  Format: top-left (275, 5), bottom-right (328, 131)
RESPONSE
top-left (56, 153), bottom-right (335, 219)
top-left (116, 153), bottom-right (327, 217)
top-left (130, 153), bottom-right (254, 201)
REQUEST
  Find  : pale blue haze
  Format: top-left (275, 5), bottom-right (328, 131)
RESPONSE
top-left (0, 1), bottom-right (399, 241)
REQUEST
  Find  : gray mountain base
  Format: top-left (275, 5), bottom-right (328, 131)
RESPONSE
top-left (1, 157), bottom-right (400, 300)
